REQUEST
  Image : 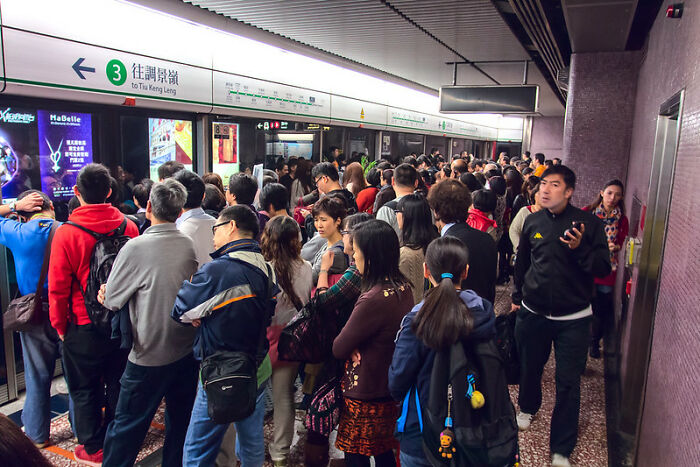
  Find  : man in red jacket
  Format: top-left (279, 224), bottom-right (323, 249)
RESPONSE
top-left (49, 163), bottom-right (139, 465)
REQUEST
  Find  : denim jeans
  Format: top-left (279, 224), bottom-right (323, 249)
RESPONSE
top-left (183, 380), bottom-right (269, 467)
top-left (102, 354), bottom-right (198, 467)
top-left (19, 322), bottom-right (73, 443)
top-left (399, 450), bottom-right (432, 467)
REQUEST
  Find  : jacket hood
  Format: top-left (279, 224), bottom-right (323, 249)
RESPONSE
top-left (468, 208), bottom-right (498, 229)
top-left (68, 204), bottom-right (128, 234)
top-left (459, 289), bottom-right (496, 339)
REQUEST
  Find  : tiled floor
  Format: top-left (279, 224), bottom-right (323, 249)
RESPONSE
top-left (27, 283), bottom-right (608, 466)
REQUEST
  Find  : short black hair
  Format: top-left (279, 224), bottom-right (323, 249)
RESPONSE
top-left (312, 162), bottom-right (339, 182)
top-left (157, 160), bottom-right (185, 180)
top-left (393, 163), bottom-right (418, 188)
top-left (402, 156), bottom-right (418, 168)
top-left (275, 159), bottom-right (287, 172)
top-left (382, 169), bottom-right (394, 184)
top-left (417, 155), bottom-right (430, 167)
top-left (472, 189), bottom-right (497, 213)
top-left (488, 175), bottom-right (507, 196)
top-left (132, 179), bottom-right (153, 208)
top-left (260, 183), bottom-right (289, 213)
top-left (366, 167), bottom-right (381, 187)
top-left (173, 170), bottom-right (206, 209)
top-left (534, 153), bottom-right (545, 164)
top-left (459, 173), bottom-right (483, 192)
top-left (525, 151), bottom-right (531, 157)
top-left (77, 163), bottom-right (111, 204)
top-left (288, 157), bottom-right (299, 170)
top-left (553, 157), bottom-right (562, 164)
top-left (485, 168), bottom-right (501, 179)
top-left (16, 190), bottom-right (52, 217)
top-left (218, 205), bottom-right (259, 239)
top-left (312, 195), bottom-right (347, 221)
top-left (202, 183), bottom-right (226, 213)
top-left (228, 173), bottom-right (258, 205)
top-left (542, 164), bottom-right (576, 189)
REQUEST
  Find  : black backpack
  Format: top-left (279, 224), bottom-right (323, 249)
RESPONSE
top-left (422, 339), bottom-right (519, 466)
top-left (66, 218), bottom-right (131, 337)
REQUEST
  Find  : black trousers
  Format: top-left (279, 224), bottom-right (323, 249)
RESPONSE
top-left (102, 354), bottom-right (198, 467)
top-left (62, 323), bottom-right (128, 454)
top-left (591, 287), bottom-right (614, 350)
top-left (515, 308), bottom-right (591, 457)
top-left (344, 450), bottom-right (396, 467)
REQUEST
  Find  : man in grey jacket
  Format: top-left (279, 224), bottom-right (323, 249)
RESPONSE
top-left (98, 179), bottom-right (199, 467)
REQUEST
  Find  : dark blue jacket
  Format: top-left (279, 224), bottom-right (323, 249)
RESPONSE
top-left (388, 290), bottom-right (496, 457)
top-left (171, 239), bottom-right (279, 361)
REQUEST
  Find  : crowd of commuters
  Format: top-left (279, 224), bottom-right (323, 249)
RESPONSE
top-left (0, 146), bottom-right (625, 467)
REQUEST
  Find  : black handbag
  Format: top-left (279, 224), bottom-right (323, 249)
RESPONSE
top-left (278, 294), bottom-right (335, 364)
top-left (495, 311), bottom-right (520, 385)
top-left (3, 222), bottom-right (57, 333)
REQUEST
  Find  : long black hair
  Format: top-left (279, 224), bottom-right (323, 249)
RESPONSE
top-left (397, 193), bottom-right (438, 253)
top-left (352, 219), bottom-right (409, 292)
top-left (412, 236), bottom-right (473, 350)
top-left (586, 179), bottom-right (625, 216)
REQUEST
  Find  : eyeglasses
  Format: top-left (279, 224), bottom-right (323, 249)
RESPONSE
top-left (394, 209), bottom-right (403, 214)
top-left (314, 176), bottom-right (325, 185)
top-left (211, 220), bottom-right (230, 234)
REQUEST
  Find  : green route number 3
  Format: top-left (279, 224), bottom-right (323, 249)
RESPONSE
top-left (106, 59), bottom-right (127, 86)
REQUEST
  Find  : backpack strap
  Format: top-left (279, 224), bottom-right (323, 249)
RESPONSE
top-left (65, 217), bottom-right (127, 239)
top-left (34, 221), bottom-right (58, 299)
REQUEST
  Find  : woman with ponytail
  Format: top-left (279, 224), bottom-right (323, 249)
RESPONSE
top-left (388, 236), bottom-right (497, 467)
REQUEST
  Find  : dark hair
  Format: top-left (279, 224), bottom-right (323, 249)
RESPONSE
top-left (393, 163), bottom-right (418, 188)
top-left (524, 151), bottom-right (531, 157)
top-left (427, 179), bottom-right (472, 224)
top-left (202, 172), bottom-right (225, 194)
top-left (366, 167), bottom-right (381, 187)
top-left (402, 156), bottom-right (418, 168)
top-left (474, 172), bottom-right (486, 186)
top-left (294, 159), bottom-right (314, 193)
top-left (521, 176), bottom-right (540, 200)
top-left (382, 169), bottom-right (394, 184)
top-left (541, 164), bottom-right (576, 189)
top-left (352, 219), bottom-right (409, 292)
top-left (586, 179), bottom-right (625, 215)
top-left (452, 159), bottom-right (468, 176)
top-left (469, 159), bottom-right (482, 170)
top-left (522, 166), bottom-right (533, 176)
top-left (376, 161), bottom-right (392, 171)
top-left (312, 195), bottom-right (346, 221)
top-left (68, 196), bottom-right (80, 215)
top-left (228, 173), bottom-right (258, 205)
top-left (76, 163), bottom-right (111, 204)
top-left (472, 189), bottom-right (497, 213)
top-left (397, 194), bottom-right (438, 253)
top-left (504, 168), bottom-right (524, 195)
top-left (132, 179), bottom-right (153, 208)
top-left (261, 216), bottom-right (304, 309)
top-left (417, 155), bottom-right (431, 167)
top-left (412, 236), bottom-right (473, 350)
top-left (16, 190), bottom-right (51, 217)
top-left (488, 176), bottom-right (507, 196)
top-left (459, 173), bottom-right (483, 192)
top-left (0, 414), bottom-right (53, 467)
top-left (485, 168), bottom-right (501, 179)
top-left (275, 158), bottom-right (288, 172)
top-left (343, 162), bottom-right (367, 196)
top-left (202, 183), bottom-right (226, 213)
top-left (545, 160), bottom-right (554, 167)
top-left (553, 157), bottom-right (562, 164)
top-left (534, 153), bottom-right (545, 164)
top-left (341, 212), bottom-right (372, 232)
top-left (288, 157), bottom-right (299, 170)
top-left (106, 177), bottom-right (122, 208)
top-left (419, 169), bottom-right (434, 187)
top-left (260, 183), bottom-right (289, 213)
top-left (312, 162), bottom-right (340, 182)
top-left (218, 205), bottom-right (259, 239)
top-left (157, 160), bottom-right (185, 180)
top-left (173, 170), bottom-right (205, 209)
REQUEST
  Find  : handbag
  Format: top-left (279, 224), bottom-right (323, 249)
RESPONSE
top-left (3, 221), bottom-right (57, 332)
top-left (277, 295), bottom-right (330, 363)
top-left (494, 311), bottom-right (520, 385)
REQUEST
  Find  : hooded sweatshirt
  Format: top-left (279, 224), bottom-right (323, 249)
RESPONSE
top-left (388, 290), bottom-right (495, 457)
top-left (49, 204), bottom-right (139, 336)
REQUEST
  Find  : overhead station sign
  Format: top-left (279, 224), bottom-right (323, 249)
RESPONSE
top-left (2, 28), bottom-right (212, 109)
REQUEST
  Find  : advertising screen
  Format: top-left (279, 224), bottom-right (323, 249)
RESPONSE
top-left (38, 110), bottom-right (94, 200)
top-left (212, 122), bottom-right (239, 187)
top-left (0, 106), bottom-right (39, 203)
top-left (149, 118), bottom-right (193, 180)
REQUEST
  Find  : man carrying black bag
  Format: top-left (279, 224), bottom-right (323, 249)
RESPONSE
top-left (172, 205), bottom-right (279, 467)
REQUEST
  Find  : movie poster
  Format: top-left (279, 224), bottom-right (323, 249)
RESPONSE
top-left (212, 122), bottom-right (239, 187)
top-left (37, 110), bottom-right (93, 200)
top-left (149, 118), bottom-right (193, 181)
top-left (0, 106), bottom-right (39, 203)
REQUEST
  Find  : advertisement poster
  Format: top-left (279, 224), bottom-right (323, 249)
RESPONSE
top-left (212, 122), bottom-right (239, 187)
top-left (38, 110), bottom-right (93, 200)
top-left (149, 118), bottom-right (193, 181)
top-left (0, 106), bottom-right (39, 203)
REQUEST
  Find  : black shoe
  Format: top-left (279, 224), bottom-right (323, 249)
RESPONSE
top-left (589, 346), bottom-right (601, 359)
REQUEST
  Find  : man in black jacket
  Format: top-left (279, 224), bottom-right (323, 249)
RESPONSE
top-left (511, 165), bottom-right (611, 467)
top-left (427, 179), bottom-right (497, 304)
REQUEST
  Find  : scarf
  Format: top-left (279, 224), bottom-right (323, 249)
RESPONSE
top-left (593, 204), bottom-right (622, 271)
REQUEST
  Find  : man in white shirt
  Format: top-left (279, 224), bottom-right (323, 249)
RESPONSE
top-left (173, 170), bottom-right (216, 267)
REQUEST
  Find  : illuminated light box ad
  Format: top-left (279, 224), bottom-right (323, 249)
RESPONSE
top-left (212, 122), bottom-right (239, 187)
top-left (0, 106), bottom-right (39, 203)
top-left (38, 111), bottom-right (94, 200)
top-left (149, 118), bottom-right (193, 181)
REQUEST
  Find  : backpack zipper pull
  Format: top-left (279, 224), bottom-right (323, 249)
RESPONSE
top-left (445, 384), bottom-right (453, 428)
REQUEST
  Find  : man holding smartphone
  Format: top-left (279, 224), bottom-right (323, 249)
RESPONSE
top-left (511, 165), bottom-right (611, 467)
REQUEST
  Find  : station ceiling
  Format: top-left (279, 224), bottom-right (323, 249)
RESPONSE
top-left (183, 0), bottom-right (567, 117)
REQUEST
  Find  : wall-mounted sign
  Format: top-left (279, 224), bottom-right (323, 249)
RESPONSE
top-left (212, 122), bottom-right (240, 187)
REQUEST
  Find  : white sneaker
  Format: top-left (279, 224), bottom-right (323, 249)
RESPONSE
top-left (552, 453), bottom-right (572, 467)
top-left (516, 411), bottom-right (533, 431)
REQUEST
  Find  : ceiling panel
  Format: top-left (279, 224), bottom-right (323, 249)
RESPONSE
top-left (184, 0), bottom-right (564, 115)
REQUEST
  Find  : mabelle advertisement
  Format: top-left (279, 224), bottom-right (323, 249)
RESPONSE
top-left (38, 111), bottom-right (94, 200)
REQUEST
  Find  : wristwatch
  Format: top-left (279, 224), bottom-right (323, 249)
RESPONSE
top-left (8, 201), bottom-right (17, 213)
